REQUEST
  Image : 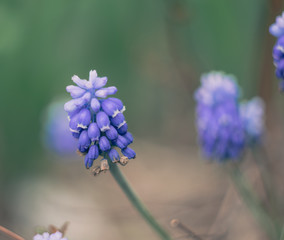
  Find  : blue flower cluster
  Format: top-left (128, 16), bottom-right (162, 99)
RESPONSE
top-left (195, 72), bottom-right (245, 161)
top-left (240, 97), bottom-right (265, 145)
top-left (33, 231), bottom-right (67, 240)
top-left (64, 70), bottom-right (135, 169)
top-left (270, 12), bottom-right (284, 90)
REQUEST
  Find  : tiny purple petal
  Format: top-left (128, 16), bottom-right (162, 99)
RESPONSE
top-left (96, 111), bottom-right (110, 132)
top-left (105, 125), bottom-right (118, 140)
top-left (93, 77), bottom-right (108, 89)
top-left (95, 86), bottom-right (117, 98)
top-left (122, 147), bottom-right (136, 159)
top-left (88, 122), bottom-right (101, 142)
top-left (89, 70), bottom-right (98, 83)
top-left (99, 136), bottom-right (111, 151)
top-left (108, 97), bottom-right (124, 111)
top-left (72, 75), bottom-right (91, 89)
top-left (69, 113), bottom-right (80, 132)
top-left (117, 122), bottom-right (128, 135)
top-left (66, 85), bottom-right (86, 98)
top-left (108, 148), bottom-right (120, 162)
top-left (84, 155), bottom-right (93, 169)
top-left (90, 98), bottom-right (101, 113)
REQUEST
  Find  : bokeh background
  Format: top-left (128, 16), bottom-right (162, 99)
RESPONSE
top-left (1, 0), bottom-right (284, 239)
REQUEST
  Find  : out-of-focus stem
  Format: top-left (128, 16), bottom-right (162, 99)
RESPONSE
top-left (0, 225), bottom-right (25, 240)
top-left (107, 158), bottom-right (172, 240)
top-left (226, 163), bottom-right (279, 240)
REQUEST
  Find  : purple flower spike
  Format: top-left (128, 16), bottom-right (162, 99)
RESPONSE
top-left (110, 113), bottom-right (125, 127)
top-left (96, 111), bottom-right (110, 132)
top-left (122, 147), bottom-right (136, 159)
top-left (88, 122), bottom-right (100, 142)
top-left (78, 109), bottom-right (91, 129)
top-left (78, 130), bottom-right (91, 150)
top-left (65, 69), bottom-right (135, 169)
top-left (117, 123), bottom-right (128, 135)
top-left (108, 148), bottom-right (120, 162)
top-left (99, 136), bottom-right (111, 151)
top-left (105, 125), bottom-right (118, 140)
top-left (95, 86), bottom-right (117, 98)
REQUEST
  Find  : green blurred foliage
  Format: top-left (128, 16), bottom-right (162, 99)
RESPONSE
top-left (0, 0), bottom-right (271, 185)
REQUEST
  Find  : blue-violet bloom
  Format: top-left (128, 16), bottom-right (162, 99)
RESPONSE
top-left (270, 12), bottom-right (284, 90)
top-left (240, 97), bottom-right (265, 145)
top-left (64, 70), bottom-right (136, 169)
top-left (194, 71), bottom-right (245, 162)
top-left (33, 231), bottom-right (67, 240)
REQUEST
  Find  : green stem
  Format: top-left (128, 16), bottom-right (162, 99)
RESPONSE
top-left (107, 158), bottom-right (172, 240)
top-left (226, 163), bottom-right (279, 240)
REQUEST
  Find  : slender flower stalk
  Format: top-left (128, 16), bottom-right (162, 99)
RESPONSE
top-left (107, 157), bottom-right (172, 240)
top-left (226, 163), bottom-right (279, 240)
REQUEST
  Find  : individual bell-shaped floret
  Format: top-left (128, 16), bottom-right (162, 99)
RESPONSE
top-left (108, 148), bottom-right (120, 162)
top-left (105, 125), bottom-right (118, 140)
top-left (66, 85), bottom-right (86, 98)
top-left (110, 113), bottom-right (125, 127)
top-left (77, 108), bottom-right (91, 129)
top-left (96, 111), bottom-right (110, 132)
top-left (113, 135), bottom-right (129, 149)
top-left (88, 122), bottom-right (101, 142)
top-left (90, 98), bottom-right (101, 113)
top-left (102, 99), bottom-right (121, 117)
top-left (69, 113), bottom-right (80, 133)
top-left (122, 132), bottom-right (133, 145)
top-left (78, 130), bottom-right (91, 151)
top-left (122, 147), bottom-right (136, 159)
top-left (84, 144), bottom-right (99, 168)
top-left (117, 123), bottom-right (128, 135)
top-left (108, 97), bottom-right (125, 113)
top-left (99, 136), bottom-right (111, 152)
top-left (95, 86), bottom-right (117, 98)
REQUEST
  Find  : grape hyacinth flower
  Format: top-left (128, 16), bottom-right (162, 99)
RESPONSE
top-left (270, 11), bottom-right (284, 90)
top-left (33, 231), bottom-right (68, 240)
top-left (240, 97), bottom-right (265, 145)
top-left (64, 70), bottom-right (135, 170)
top-left (194, 72), bottom-right (245, 162)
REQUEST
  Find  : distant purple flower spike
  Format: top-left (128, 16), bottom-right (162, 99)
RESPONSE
top-left (99, 136), bottom-right (111, 151)
top-left (95, 86), bottom-right (117, 98)
top-left (195, 72), bottom-right (245, 161)
top-left (122, 147), bottom-right (136, 159)
top-left (88, 122), bottom-right (100, 142)
top-left (65, 69), bottom-right (135, 169)
top-left (105, 125), bottom-right (118, 140)
top-left (96, 111), bottom-right (110, 132)
top-left (270, 12), bottom-right (284, 38)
